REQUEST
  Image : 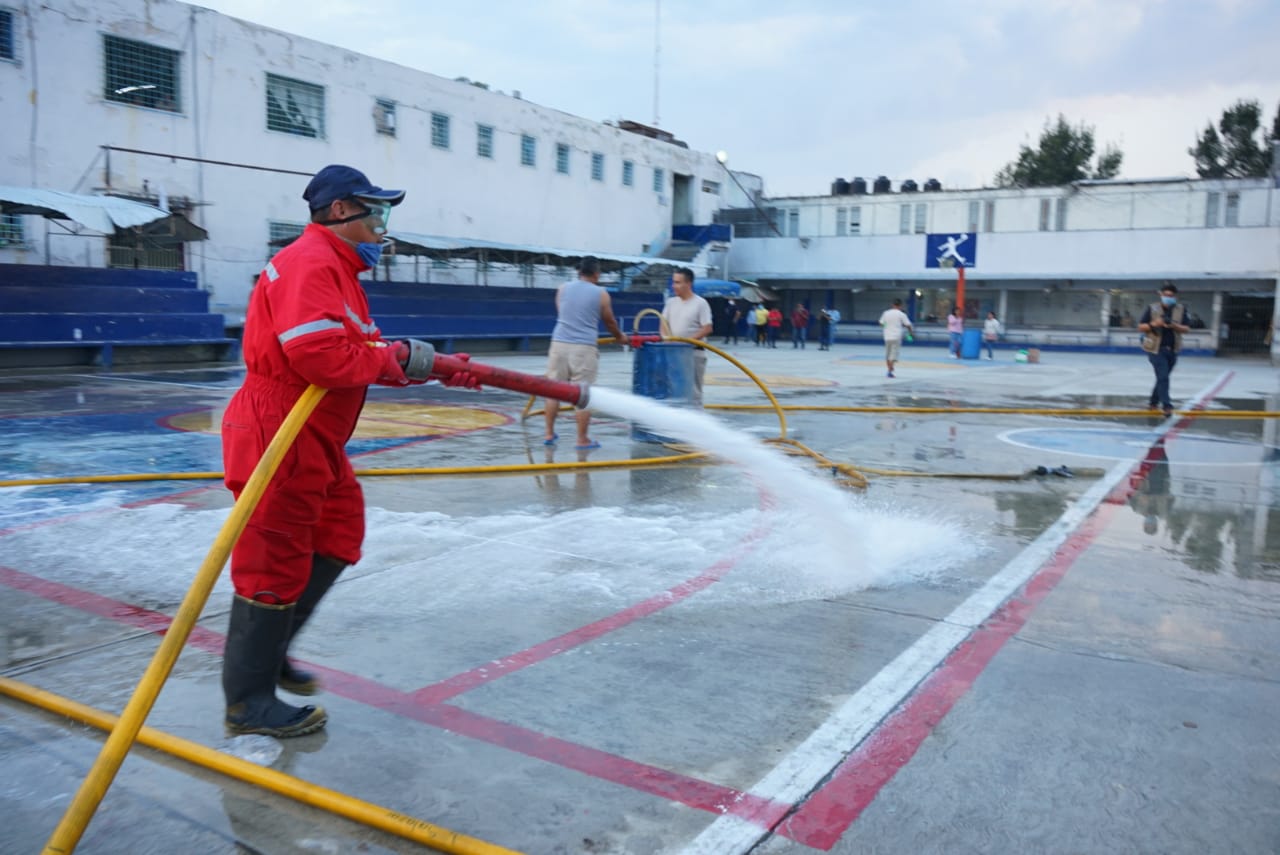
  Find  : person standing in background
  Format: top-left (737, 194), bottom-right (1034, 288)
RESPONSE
top-left (662, 267), bottom-right (714, 405)
top-left (766, 305), bottom-right (782, 348)
top-left (722, 298), bottom-right (741, 346)
top-left (879, 298), bottom-right (914, 378)
top-left (947, 308), bottom-right (964, 358)
top-left (1137, 284), bottom-right (1190, 416)
top-left (791, 303), bottom-right (810, 349)
top-left (982, 311), bottom-right (1003, 359)
top-left (544, 256), bottom-right (628, 449)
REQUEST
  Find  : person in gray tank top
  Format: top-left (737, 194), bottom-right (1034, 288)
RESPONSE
top-left (544, 256), bottom-right (627, 448)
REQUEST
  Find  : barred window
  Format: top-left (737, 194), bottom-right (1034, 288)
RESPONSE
top-left (556, 143), bottom-right (570, 175)
top-left (476, 124), bottom-right (494, 158)
top-left (268, 221), bottom-right (305, 254)
top-left (520, 134), bottom-right (536, 167)
top-left (0, 213), bottom-right (24, 246)
top-left (266, 73), bottom-right (324, 138)
top-left (622, 159), bottom-right (634, 186)
top-left (0, 9), bottom-right (15, 62)
top-left (591, 152), bottom-right (604, 181)
top-left (431, 112), bottom-right (450, 149)
top-left (701, 179), bottom-right (720, 194)
top-left (104, 35), bottom-right (180, 112)
top-left (652, 167), bottom-right (665, 192)
top-left (373, 99), bottom-right (396, 136)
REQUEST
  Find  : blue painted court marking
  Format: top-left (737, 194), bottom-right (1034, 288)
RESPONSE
top-left (998, 427), bottom-right (1280, 466)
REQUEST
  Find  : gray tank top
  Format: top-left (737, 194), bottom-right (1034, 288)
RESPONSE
top-left (551, 278), bottom-right (602, 344)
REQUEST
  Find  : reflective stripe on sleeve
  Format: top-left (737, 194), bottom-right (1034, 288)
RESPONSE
top-left (345, 304), bottom-right (379, 336)
top-left (278, 318), bottom-right (345, 345)
top-left (264, 261), bottom-right (280, 281)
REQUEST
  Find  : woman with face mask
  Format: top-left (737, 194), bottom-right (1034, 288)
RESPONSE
top-left (1137, 285), bottom-right (1191, 417)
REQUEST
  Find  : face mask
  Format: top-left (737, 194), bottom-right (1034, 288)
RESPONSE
top-left (356, 241), bottom-right (384, 268)
top-left (1161, 296), bottom-right (1177, 307)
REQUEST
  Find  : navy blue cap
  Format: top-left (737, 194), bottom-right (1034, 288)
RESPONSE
top-left (303, 164), bottom-right (405, 211)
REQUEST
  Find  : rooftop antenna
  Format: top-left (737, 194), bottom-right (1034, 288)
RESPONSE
top-left (653, 0), bottom-right (660, 127)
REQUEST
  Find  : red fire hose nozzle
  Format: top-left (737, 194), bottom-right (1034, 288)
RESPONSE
top-left (425, 348), bottom-right (590, 408)
top-left (628, 334), bottom-right (663, 348)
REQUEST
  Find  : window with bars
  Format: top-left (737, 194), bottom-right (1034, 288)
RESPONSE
top-left (520, 134), bottom-right (536, 167)
top-left (477, 124), bottom-right (494, 158)
top-left (968, 201), bottom-right (980, 233)
top-left (848, 205), bottom-right (862, 235)
top-left (898, 204), bottom-right (911, 234)
top-left (591, 152), bottom-right (604, 181)
top-left (701, 179), bottom-right (720, 194)
top-left (622, 160), bottom-right (634, 186)
top-left (373, 99), bottom-right (396, 136)
top-left (107, 233), bottom-right (184, 270)
top-left (835, 207), bottom-right (847, 235)
top-left (0, 213), bottom-right (24, 246)
top-left (652, 167), bottom-right (665, 192)
top-left (268, 221), bottom-right (305, 255)
top-left (556, 142), bottom-right (570, 174)
top-left (1055, 197), bottom-right (1067, 231)
top-left (913, 203), bottom-right (927, 234)
top-left (1, 9), bottom-right (16, 62)
top-left (266, 73), bottom-right (324, 138)
top-left (104, 35), bottom-right (180, 112)
top-left (983, 200), bottom-right (995, 232)
top-left (431, 112), bottom-right (450, 149)
top-left (1038, 198), bottom-right (1052, 231)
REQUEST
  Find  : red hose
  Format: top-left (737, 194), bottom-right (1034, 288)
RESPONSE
top-left (429, 353), bottom-right (589, 407)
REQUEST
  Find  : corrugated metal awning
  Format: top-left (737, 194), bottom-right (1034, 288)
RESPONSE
top-left (0, 186), bottom-right (173, 233)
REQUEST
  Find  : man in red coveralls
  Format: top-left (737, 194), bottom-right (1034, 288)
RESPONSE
top-left (221, 164), bottom-right (474, 737)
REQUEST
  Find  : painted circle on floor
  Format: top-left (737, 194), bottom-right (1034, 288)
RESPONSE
top-left (998, 427), bottom-right (1280, 466)
top-left (163, 403), bottom-right (510, 439)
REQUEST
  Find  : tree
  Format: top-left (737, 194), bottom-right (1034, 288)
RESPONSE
top-left (1190, 99), bottom-right (1276, 178)
top-left (994, 114), bottom-right (1123, 187)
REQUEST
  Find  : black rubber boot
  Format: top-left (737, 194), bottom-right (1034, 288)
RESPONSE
top-left (223, 595), bottom-right (327, 737)
top-left (279, 554), bottom-right (346, 696)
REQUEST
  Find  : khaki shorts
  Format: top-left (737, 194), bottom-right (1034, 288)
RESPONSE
top-left (884, 339), bottom-right (902, 361)
top-left (546, 341), bottom-right (599, 388)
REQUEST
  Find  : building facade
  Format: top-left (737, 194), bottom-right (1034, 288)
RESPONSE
top-left (0, 0), bottom-right (734, 317)
top-left (721, 175), bottom-right (1280, 355)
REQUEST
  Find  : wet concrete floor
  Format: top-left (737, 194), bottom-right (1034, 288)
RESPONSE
top-left (1, 343), bottom-right (1278, 854)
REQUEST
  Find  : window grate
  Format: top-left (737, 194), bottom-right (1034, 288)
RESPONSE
top-left (373, 99), bottom-right (396, 136)
top-left (266, 73), bottom-right (324, 138)
top-left (653, 167), bottom-right (665, 192)
top-left (591, 152), bottom-right (604, 181)
top-left (622, 160), bottom-right (634, 186)
top-left (0, 9), bottom-right (15, 62)
top-left (520, 134), bottom-right (536, 167)
top-left (431, 112), bottom-right (450, 149)
top-left (0, 213), bottom-right (24, 245)
top-left (104, 35), bottom-right (180, 112)
top-left (477, 124), bottom-right (494, 158)
top-left (556, 143), bottom-right (570, 175)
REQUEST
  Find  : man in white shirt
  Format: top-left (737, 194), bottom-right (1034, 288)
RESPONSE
top-left (878, 298), bottom-right (914, 378)
top-left (661, 267), bottom-right (713, 404)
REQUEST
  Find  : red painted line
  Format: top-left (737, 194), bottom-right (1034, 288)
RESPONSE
top-left (778, 503), bottom-right (1119, 849)
top-left (0, 564), bottom-right (226, 653)
top-left (776, 372), bottom-right (1236, 850)
top-left (412, 526), bottom-right (772, 704)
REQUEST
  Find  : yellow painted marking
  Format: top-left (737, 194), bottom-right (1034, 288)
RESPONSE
top-left (706, 374), bottom-right (837, 388)
top-left (166, 403), bottom-right (508, 439)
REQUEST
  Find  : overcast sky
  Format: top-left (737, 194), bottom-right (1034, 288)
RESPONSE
top-left (194, 0), bottom-right (1279, 196)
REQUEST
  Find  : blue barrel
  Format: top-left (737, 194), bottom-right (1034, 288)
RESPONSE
top-left (961, 328), bottom-right (982, 359)
top-left (631, 342), bottom-right (695, 442)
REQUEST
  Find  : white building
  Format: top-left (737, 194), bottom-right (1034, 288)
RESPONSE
top-left (722, 175), bottom-right (1280, 355)
top-left (0, 0), bottom-right (739, 317)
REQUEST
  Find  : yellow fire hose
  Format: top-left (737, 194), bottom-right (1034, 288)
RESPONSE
top-left (40, 384), bottom-right (328, 854)
top-left (0, 676), bottom-right (519, 855)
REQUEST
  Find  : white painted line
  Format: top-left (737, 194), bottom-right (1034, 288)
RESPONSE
top-left (681, 371), bottom-right (1233, 855)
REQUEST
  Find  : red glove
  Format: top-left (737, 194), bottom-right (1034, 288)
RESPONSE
top-left (441, 352), bottom-right (482, 389)
top-left (375, 342), bottom-right (410, 386)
